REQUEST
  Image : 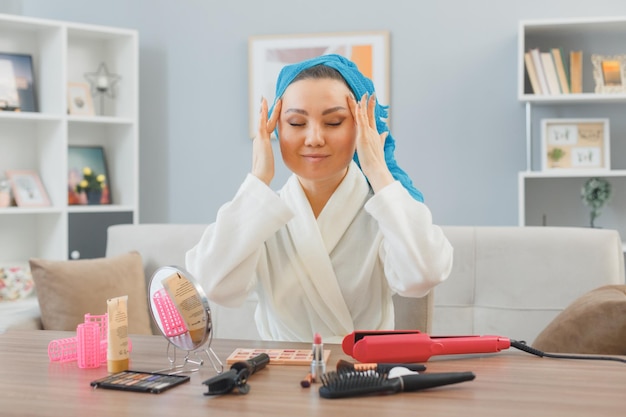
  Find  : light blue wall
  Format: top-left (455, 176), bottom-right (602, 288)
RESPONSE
top-left (8, 0), bottom-right (626, 227)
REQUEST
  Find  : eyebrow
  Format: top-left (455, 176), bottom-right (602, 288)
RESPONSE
top-left (284, 106), bottom-right (347, 116)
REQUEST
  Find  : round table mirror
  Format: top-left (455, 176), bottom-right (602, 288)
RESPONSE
top-left (148, 265), bottom-right (222, 374)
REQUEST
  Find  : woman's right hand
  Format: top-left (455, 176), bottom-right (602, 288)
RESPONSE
top-left (252, 97), bottom-right (282, 186)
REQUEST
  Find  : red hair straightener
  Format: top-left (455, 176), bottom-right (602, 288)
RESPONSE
top-left (342, 330), bottom-right (511, 363)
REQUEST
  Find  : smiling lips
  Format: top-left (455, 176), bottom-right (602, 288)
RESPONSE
top-left (301, 154), bottom-right (329, 161)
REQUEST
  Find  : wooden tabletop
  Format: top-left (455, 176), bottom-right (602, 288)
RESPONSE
top-left (1, 330), bottom-right (624, 416)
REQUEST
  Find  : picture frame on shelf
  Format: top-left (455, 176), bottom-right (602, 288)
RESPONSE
top-left (0, 53), bottom-right (38, 112)
top-left (248, 30), bottom-right (389, 138)
top-left (541, 118), bottom-right (610, 172)
top-left (67, 82), bottom-right (94, 116)
top-left (592, 54), bottom-right (626, 94)
top-left (5, 170), bottom-right (50, 207)
top-left (68, 145), bottom-right (111, 205)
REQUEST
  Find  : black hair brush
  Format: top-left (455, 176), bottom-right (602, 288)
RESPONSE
top-left (319, 369), bottom-right (475, 399)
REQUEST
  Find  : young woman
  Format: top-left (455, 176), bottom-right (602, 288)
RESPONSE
top-left (186, 54), bottom-right (452, 343)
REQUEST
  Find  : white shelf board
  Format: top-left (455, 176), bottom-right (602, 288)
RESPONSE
top-left (519, 93), bottom-right (626, 104)
top-left (67, 204), bottom-right (135, 213)
top-left (519, 170), bottom-right (626, 179)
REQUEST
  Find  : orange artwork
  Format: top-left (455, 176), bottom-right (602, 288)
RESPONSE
top-left (350, 45), bottom-right (373, 79)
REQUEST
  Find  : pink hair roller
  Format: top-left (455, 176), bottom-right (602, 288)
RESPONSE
top-left (77, 322), bottom-right (100, 369)
top-left (48, 336), bottom-right (79, 362)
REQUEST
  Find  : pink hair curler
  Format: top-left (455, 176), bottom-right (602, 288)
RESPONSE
top-left (48, 336), bottom-right (79, 362)
top-left (77, 322), bottom-right (101, 369)
top-left (84, 313), bottom-right (109, 362)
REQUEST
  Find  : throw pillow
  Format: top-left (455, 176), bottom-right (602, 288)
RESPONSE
top-left (532, 285), bottom-right (626, 355)
top-left (0, 263), bottom-right (34, 301)
top-left (29, 251), bottom-right (152, 335)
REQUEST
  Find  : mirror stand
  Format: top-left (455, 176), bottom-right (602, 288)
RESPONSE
top-left (154, 341), bottom-right (224, 375)
top-left (148, 266), bottom-right (225, 376)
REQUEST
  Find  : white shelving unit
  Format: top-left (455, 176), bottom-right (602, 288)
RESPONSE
top-left (518, 17), bottom-right (626, 250)
top-left (0, 13), bottom-right (138, 261)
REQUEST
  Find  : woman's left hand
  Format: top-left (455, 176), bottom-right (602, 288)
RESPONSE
top-left (348, 93), bottom-right (395, 193)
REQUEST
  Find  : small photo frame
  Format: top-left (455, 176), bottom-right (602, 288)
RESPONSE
top-left (541, 118), bottom-right (610, 171)
top-left (592, 54), bottom-right (626, 94)
top-left (5, 170), bottom-right (50, 207)
top-left (0, 53), bottom-right (38, 112)
top-left (67, 145), bottom-right (111, 205)
top-left (67, 82), bottom-right (94, 116)
top-left (248, 31), bottom-right (389, 138)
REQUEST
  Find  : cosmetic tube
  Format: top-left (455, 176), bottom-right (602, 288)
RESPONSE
top-left (107, 295), bottom-right (129, 373)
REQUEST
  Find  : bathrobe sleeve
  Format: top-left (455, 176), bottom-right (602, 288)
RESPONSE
top-left (365, 181), bottom-right (453, 298)
top-left (185, 174), bottom-right (293, 307)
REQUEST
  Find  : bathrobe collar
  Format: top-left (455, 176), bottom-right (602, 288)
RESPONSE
top-left (280, 161), bottom-right (370, 336)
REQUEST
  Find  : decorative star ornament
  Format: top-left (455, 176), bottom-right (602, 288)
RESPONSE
top-left (84, 62), bottom-right (121, 99)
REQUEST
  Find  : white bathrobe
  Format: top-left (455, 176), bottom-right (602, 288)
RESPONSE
top-left (185, 162), bottom-right (453, 343)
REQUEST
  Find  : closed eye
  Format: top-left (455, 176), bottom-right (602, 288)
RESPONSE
top-left (326, 118), bottom-right (345, 127)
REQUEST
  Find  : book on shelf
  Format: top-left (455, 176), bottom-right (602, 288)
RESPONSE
top-left (540, 51), bottom-right (562, 95)
top-left (524, 51), bottom-right (543, 94)
top-left (530, 48), bottom-right (550, 96)
top-left (570, 50), bottom-right (583, 93)
top-left (550, 48), bottom-right (570, 94)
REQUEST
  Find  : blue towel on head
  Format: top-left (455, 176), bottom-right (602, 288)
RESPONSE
top-left (271, 54), bottom-right (424, 202)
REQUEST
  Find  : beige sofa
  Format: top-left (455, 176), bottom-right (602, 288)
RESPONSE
top-left (7, 224), bottom-right (625, 346)
top-left (104, 224), bottom-right (624, 344)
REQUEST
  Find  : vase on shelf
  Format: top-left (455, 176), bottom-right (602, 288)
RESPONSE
top-left (86, 190), bottom-right (102, 205)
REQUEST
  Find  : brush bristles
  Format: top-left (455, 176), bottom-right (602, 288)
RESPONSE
top-left (319, 370), bottom-right (397, 399)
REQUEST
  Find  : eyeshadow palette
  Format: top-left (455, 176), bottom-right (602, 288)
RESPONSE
top-left (90, 370), bottom-right (190, 394)
top-left (226, 348), bottom-right (331, 366)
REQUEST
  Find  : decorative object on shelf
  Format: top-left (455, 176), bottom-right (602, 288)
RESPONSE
top-left (5, 170), bottom-right (50, 207)
top-left (541, 118), bottom-right (610, 171)
top-left (0, 52), bottom-right (37, 112)
top-left (67, 82), bottom-right (94, 116)
top-left (592, 54), bottom-right (626, 94)
top-left (0, 179), bottom-right (10, 207)
top-left (581, 177), bottom-right (611, 228)
top-left (248, 30), bottom-right (389, 138)
top-left (68, 145), bottom-right (111, 205)
top-left (0, 262), bottom-right (34, 301)
top-left (84, 62), bottom-right (121, 115)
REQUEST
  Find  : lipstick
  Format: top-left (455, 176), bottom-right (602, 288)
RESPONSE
top-left (311, 332), bottom-right (325, 381)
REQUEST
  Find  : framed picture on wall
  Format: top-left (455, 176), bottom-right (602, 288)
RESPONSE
top-left (5, 170), bottom-right (50, 207)
top-left (0, 53), bottom-right (38, 112)
top-left (248, 31), bottom-right (389, 138)
top-left (67, 145), bottom-right (111, 205)
top-left (541, 118), bottom-right (610, 171)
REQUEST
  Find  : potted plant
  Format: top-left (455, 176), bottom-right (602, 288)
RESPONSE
top-left (581, 177), bottom-right (611, 228)
top-left (75, 166), bottom-right (106, 205)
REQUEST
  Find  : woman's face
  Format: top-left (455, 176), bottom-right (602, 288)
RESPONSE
top-left (277, 78), bottom-right (356, 187)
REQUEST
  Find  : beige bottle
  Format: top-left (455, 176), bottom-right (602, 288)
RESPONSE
top-left (107, 295), bottom-right (129, 373)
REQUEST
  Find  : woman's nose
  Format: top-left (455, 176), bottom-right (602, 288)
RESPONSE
top-left (304, 125), bottom-right (324, 146)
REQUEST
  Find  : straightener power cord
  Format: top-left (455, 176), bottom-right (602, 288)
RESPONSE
top-left (510, 340), bottom-right (626, 364)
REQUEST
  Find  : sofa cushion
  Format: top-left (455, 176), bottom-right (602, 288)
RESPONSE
top-left (532, 285), bottom-right (626, 354)
top-left (29, 251), bottom-right (152, 335)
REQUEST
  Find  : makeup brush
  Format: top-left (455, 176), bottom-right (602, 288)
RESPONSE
top-left (319, 369), bottom-right (475, 399)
